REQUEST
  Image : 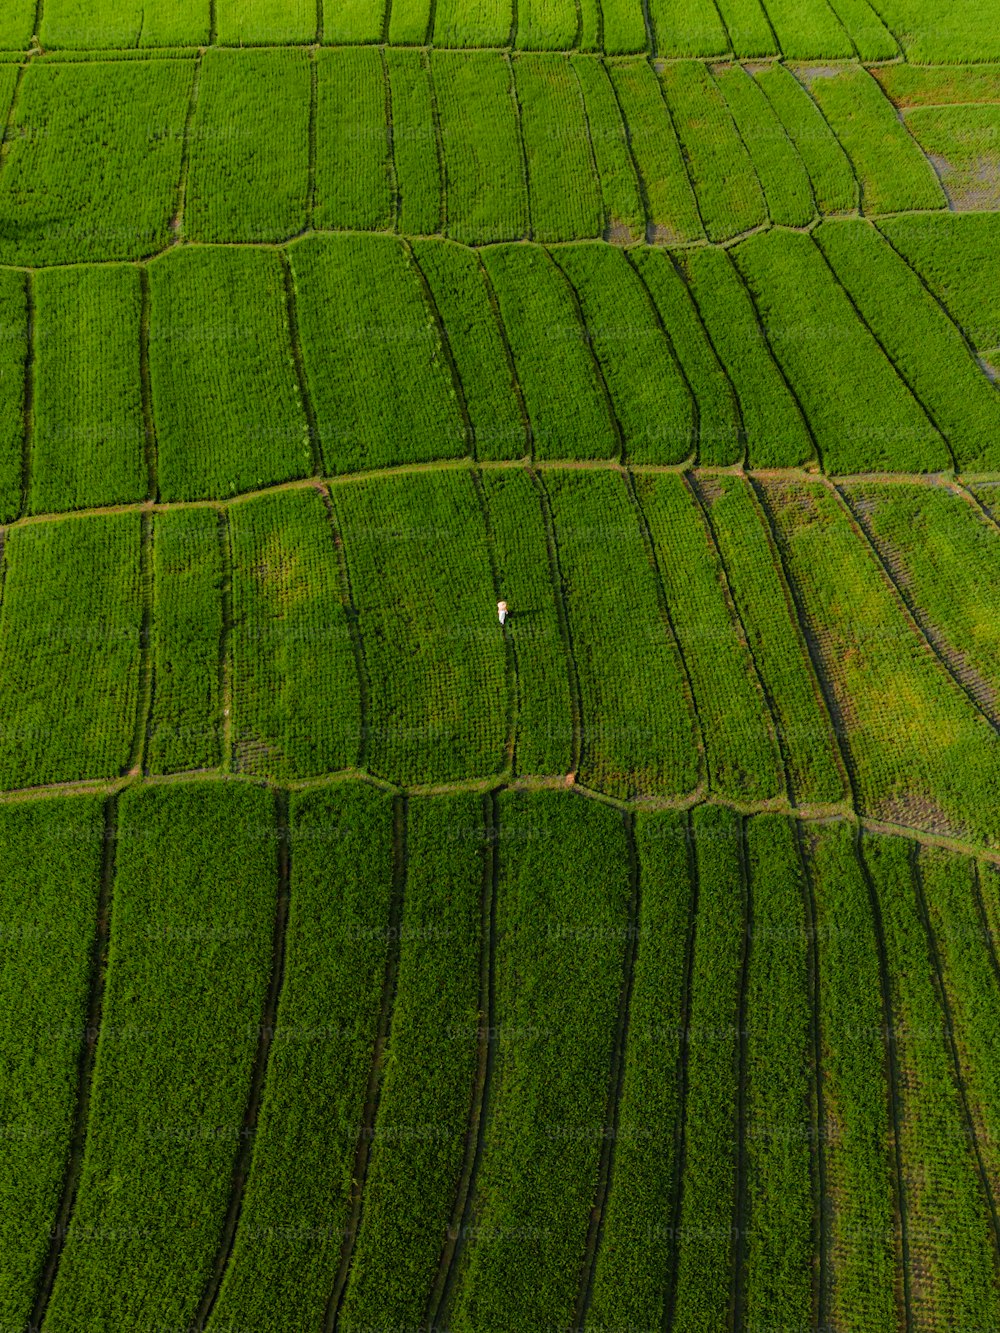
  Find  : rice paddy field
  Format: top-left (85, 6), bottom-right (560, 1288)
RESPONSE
top-left (4, 0), bottom-right (1000, 1327)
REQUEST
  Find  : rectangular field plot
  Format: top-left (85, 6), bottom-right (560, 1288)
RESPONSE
top-left (205, 782), bottom-right (394, 1330)
top-left (411, 239), bottom-right (526, 459)
top-left (450, 789), bottom-right (631, 1330)
top-left (630, 247), bottom-right (742, 465)
top-left (43, 783), bottom-right (278, 1333)
top-left (753, 62), bottom-right (858, 214)
top-left (434, 51), bottom-right (529, 246)
top-left (571, 57), bottom-right (644, 240)
top-left (864, 835), bottom-right (1000, 1331)
top-left (606, 60), bottom-right (703, 243)
top-left (799, 64), bottom-right (946, 214)
top-left (333, 470), bottom-right (507, 785)
top-left (555, 243), bottom-right (695, 464)
top-left (184, 48), bottom-right (311, 243)
top-left (229, 487), bottom-right (361, 779)
top-left (874, 63), bottom-right (1000, 108)
top-left (862, 0), bottom-right (1000, 62)
top-left (480, 468), bottom-right (574, 774)
top-left (30, 265), bottom-right (145, 515)
top-left (38, 0), bottom-right (210, 45)
top-left (841, 482), bottom-right (1000, 722)
top-left (588, 809), bottom-right (692, 1329)
top-left (0, 514), bottom-right (142, 789)
top-left (732, 227), bottom-right (948, 473)
top-left (698, 475), bottom-right (846, 805)
top-left (761, 478), bottom-right (1000, 846)
top-left (647, 0), bottom-right (727, 56)
top-left (147, 508), bottom-right (224, 775)
top-left (0, 796), bottom-right (104, 1332)
top-left (289, 233), bottom-right (466, 472)
top-left (816, 219), bottom-right (1000, 472)
top-left (480, 244), bottom-right (619, 460)
top-left (513, 55), bottom-right (603, 242)
top-left (904, 104), bottom-right (1000, 212)
top-left (803, 822), bottom-right (898, 1329)
top-left (659, 61), bottom-right (767, 242)
top-left (636, 473), bottom-right (784, 802)
top-left (433, 0), bottom-right (511, 45)
top-left (386, 50), bottom-right (442, 236)
top-left (713, 0), bottom-right (777, 56)
top-left (322, 0), bottom-right (385, 41)
top-left (148, 246), bottom-right (312, 501)
top-left (0, 1), bottom-right (35, 46)
top-left (680, 244), bottom-right (814, 468)
top-left (340, 792), bottom-right (483, 1328)
top-left (0, 271), bottom-right (27, 525)
top-left (215, 0), bottom-right (317, 43)
top-left (314, 47), bottom-right (394, 233)
top-left (824, 0), bottom-right (899, 59)
top-left (0, 61), bottom-right (193, 265)
top-left (514, 0), bottom-right (576, 49)
top-left (763, 0), bottom-right (853, 56)
top-left (879, 212), bottom-right (1000, 371)
top-left (543, 469), bottom-right (699, 797)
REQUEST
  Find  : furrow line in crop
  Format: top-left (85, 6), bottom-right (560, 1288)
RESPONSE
top-left (507, 52), bottom-right (533, 239)
top-left (380, 47), bottom-right (400, 230)
top-left (137, 265), bottom-right (158, 501)
top-left (172, 51), bottom-right (204, 238)
top-left (832, 480), bottom-right (1000, 730)
top-left (796, 819), bottom-right (829, 1325)
top-left (470, 468), bottom-right (518, 772)
top-left (316, 483), bottom-right (371, 771)
top-left (529, 467), bottom-right (582, 775)
top-left (624, 249), bottom-right (700, 459)
top-left (424, 51), bottom-right (448, 234)
top-left (747, 476), bottom-right (857, 808)
top-left (789, 68), bottom-right (865, 211)
top-left (548, 250), bottom-right (625, 462)
top-left (731, 814), bottom-right (751, 1332)
top-left (18, 269), bottom-right (33, 519)
top-left (855, 829), bottom-right (912, 1331)
top-left (660, 811), bottom-right (700, 1331)
top-left (307, 49), bottom-right (319, 226)
top-left (912, 846), bottom-right (1000, 1259)
top-left (316, 0), bottom-right (324, 43)
top-left (602, 64), bottom-right (651, 238)
top-left (625, 467), bottom-right (707, 788)
top-left (127, 509), bottom-right (155, 777)
top-left (572, 810), bottom-right (643, 1326)
top-left (325, 792), bottom-right (407, 1331)
top-left (473, 253), bottom-right (532, 453)
top-left (406, 240), bottom-right (475, 454)
top-left (973, 860), bottom-right (1000, 995)
top-left (28, 792), bottom-right (118, 1331)
top-left (427, 789), bottom-right (500, 1327)
top-left (190, 788), bottom-right (293, 1330)
top-left (278, 250), bottom-right (324, 475)
top-left (650, 62), bottom-right (709, 243)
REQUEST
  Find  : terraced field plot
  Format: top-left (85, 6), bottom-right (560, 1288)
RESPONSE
top-left (4, 4), bottom-right (1000, 1328)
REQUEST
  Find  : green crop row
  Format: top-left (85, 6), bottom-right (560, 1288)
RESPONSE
top-left (207, 782), bottom-right (395, 1328)
top-left (863, 834), bottom-right (1000, 1330)
top-left (386, 50), bottom-right (442, 237)
top-left (570, 56), bottom-right (644, 240)
top-left (0, 796), bottom-right (105, 1331)
top-left (314, 47), bottom-right (395, 234)
top-left (449, 789), bottom-right (631, 1329)
top-left (753, 62), bottom-right (858, 214)
top-left (44, 782), bottom-right (278, 1331)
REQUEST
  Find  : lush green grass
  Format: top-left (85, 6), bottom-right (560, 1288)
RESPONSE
top-left (44, 782), bottom-right (278, 1332)
top-left (289, 232), bottom-right (466, 473)
top-left (480, 244), bottom-right (619, 460)
top-left (763, 0), bottom-right (853, 56)
top-left (322, 0), bottom-right (385, 41)
top-left (433, 0), bottom-right (510, 47)
top-left (733, 228), bottom-right (948, 473)
top-left (874, 63), bottom-right (1000, 107)
top-left (0, 795), bottom-right (105, 1331)
top-left (904, 103), bottom-right (1000, 211)
top-left (713, 0), bottom-right (778, 56)
top-left (0, 270), bottom-right (28, 526)
top-left (544, 468), bottom-right (699, 797)
top-left (215, 0), bottom-right (316, 43)
top-left (636, 472), bottom-right (784, 801)
top-left (206, 782), bottom-right (395, 1329)
top-left (229, 487), bottom-right (361, 778)
top-left (480, 468), bottom-right (574, 775)
top-left (514, 55), bottom-right (603, 242)
top-left (571, 56), bottom-right (645, 240)
top-left (433, 51), bottom-right (530, 246)
top-left (864, 833), bottom-right (1000, 1331)
top-left (825, 0), bottom-right (899, 57)
top-left (648, 0), bottom-right (727, 56)
top-left (450, 789), bottom-right (630, 1330)
top-left (147, 508), bottom-right (224, 774)
top-left (600, 0), bottom-right (648, 55)
top-left (38, 0), bottom-right (209, 45)
top-left (805, 822), bottom-right (898, 1329)
top-left (0, 514), bottom-right (142, 789)
top-left (659, 61), bottom-right (767, 242)
top-left (386, 50), bottom-right (441, 236)
top-left (148, 245), bottom-right (311, 500)
top-left (185, 49), bottom-right (311, 243)
top-left (30, 265), bottom-right (145, 515)
top-left (587, 809), bottom-right (692, 1330)
top-left (340, 792), bottom-right (482, 1329)
top-left (334, 470), bottom-right (507, 784)
top-left (314, 48), bottom-right (395, 233)
top-left (742, 815), bottom-right (814, 1328)
top-left (0, 61), bottom-right (192, 266)
top-left (556, 242), bottom-right (695, 463)
top-left (754, 62), bottom-right (858, 214)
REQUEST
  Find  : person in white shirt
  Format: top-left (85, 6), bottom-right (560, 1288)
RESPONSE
top-left (497, 600), bottom-right (508, 626)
